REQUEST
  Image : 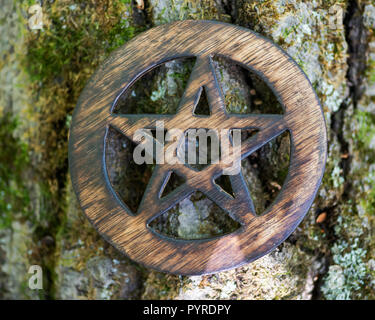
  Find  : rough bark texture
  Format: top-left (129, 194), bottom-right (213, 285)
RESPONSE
top-left (1, 0), bottom-right (374, 299)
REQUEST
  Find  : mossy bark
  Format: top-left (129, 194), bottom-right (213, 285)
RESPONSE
top-left (1, 0), bottom-right (374, 299)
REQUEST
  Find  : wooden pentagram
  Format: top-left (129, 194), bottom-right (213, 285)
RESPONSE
top-left (69, 20), bottom-right (327, 275)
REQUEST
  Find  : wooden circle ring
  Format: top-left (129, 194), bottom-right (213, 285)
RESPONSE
top-left (69, 20), bottom-right (327, 275)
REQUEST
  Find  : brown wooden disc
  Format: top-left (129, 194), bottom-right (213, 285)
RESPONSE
top-left (69, 20), bottom-right (327, 275)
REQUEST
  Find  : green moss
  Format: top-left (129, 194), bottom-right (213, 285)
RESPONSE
top-left (0, 113), bottom-right (30, 229)
top-left (150, 0), bottom-right (224, 25)
top-left (353, 110), bottom-right (375, 152)
top-left (26, 1), bottom-right (139, 84)
top-left (361, 184), bottom-right (375, 217)
top-left (18, 0), bottom-right (146, 299)
top-left (22, 0), bottom-right (144, 224)
top-left (142, 271), bottom-right (184, 299)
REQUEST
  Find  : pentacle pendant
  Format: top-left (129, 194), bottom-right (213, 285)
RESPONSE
top-left (69, 21), bottom-right (327, 275)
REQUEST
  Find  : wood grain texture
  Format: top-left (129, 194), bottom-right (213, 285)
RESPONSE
top-left (68, 20), bottom-right (327, 275)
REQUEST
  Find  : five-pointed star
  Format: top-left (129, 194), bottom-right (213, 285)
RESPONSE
top-left (107, 55), bottom-right (286, 224)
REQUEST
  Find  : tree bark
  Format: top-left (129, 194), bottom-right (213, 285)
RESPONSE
top-left (0, 0), bottom-right (374, 299)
